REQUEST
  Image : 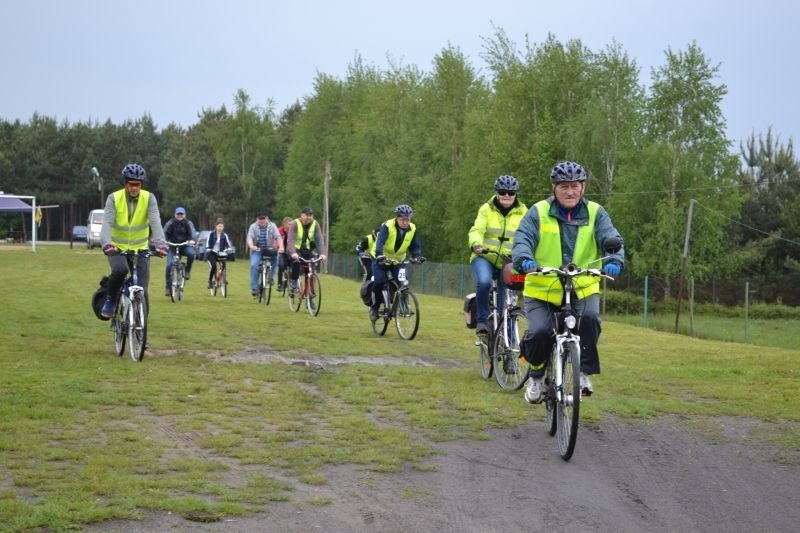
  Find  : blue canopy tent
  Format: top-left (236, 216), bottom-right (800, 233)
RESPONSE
top-left (0, 194), bottom-right (38, 251)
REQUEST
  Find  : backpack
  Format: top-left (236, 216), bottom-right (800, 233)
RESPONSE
top-left (91, 276), bottom-right (112, 321)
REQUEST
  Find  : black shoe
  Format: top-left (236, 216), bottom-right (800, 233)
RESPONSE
top-left (185, 272), bottom-right (191, 280)
top-left (476, 321), bottom-right (490, 335)
top-left (165, 289), bottom-right (171, 297)
top-left (369, 308), bottom-right (379, 322)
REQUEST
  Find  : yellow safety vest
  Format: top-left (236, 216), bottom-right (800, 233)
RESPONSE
top-left (293, 219), bottom-right (318, 251)
top-left (523, 200), bottom-right (600, 305)
top-left (381, 218), bottom-right (416, 261)
top-left (468, 196), bottom-right (527, 269)
top-left (110, 189), bottom-right (151, 250)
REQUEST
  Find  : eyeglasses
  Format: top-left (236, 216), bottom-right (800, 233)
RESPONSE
top-left (497, 190), bottom-right (516, 197)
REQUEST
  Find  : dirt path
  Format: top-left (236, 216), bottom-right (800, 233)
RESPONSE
top-left (86, 414), bottom-right (799, 533)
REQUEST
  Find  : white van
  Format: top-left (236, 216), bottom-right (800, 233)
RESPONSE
top-left (87, 209), bottom-right (104, 249)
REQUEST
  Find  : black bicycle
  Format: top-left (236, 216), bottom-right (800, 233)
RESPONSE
top-left (256, 247), bottom-right (277, 305)
top-left (370, 257), bottom-right (424, 340)
top-left (166, 241), bottom-right (190, 302)
top-left (111, 249), bottom-right (150, 362)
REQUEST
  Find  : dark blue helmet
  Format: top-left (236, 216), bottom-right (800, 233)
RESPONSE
top-left (121, 163), bottom-right (146, 182)
top-left (493, 175), bottom-right (519, 191)
top-left (550, 161), bottom-right (586, 184)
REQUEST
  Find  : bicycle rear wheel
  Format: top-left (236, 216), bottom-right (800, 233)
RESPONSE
top-left (128, 295), bottom-right (147, 362)
top-left (493, 310), bottom-right (529, 390)
top-left (306, 273), bottom-right (321, 316)
top-left (394, 289), bottom-right (419, 340)
top-left (113, 298), bottom-right (126, 356)
top-left (557, 339), bottom-right (581, 460)
top-left (478, 334), bottom-right (493, 379)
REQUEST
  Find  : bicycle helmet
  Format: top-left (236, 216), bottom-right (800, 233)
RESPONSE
top-left (121, 163), bottom-right (146, 182)
top-left (550, 161), bottom-right (586, 184)
top-left (394, 204), bottom-right (413, 218)
top-left (493, 174), bottom-right (519, 192)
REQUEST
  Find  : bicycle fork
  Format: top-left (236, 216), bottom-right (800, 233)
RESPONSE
top-left (553, 333), bottom-right (580, 406)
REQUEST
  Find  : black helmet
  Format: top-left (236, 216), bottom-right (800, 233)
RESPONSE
top-left (493, 175), bottom-right (519, 191)
top-left (394, 204), bottom-right (413, 218)
top-left (550, 161), bottom-right (586, 184)
top-left (121, 163), bottom-right (146, 182)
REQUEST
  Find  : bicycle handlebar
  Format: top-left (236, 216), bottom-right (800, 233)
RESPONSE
top-left (473, 249), bottom-right (511, 264)
top-left (166, 241), bottom-right (191, 248)
top-left (531, 263), bottom-right (615, 282)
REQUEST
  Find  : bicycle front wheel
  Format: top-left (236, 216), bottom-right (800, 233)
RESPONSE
top-left (288, 279), bottom-right (302, 312)
top-left (170, 267), bottom-right (180, 303)
top-left (394, 289), bottom-right (419, 340)
top-left (306, 273), bottom-right (321, 316)
top-left (557, 339), bottom-right (581, 460)
top-left (128, 295), bottom-right (148, 362)
top-left (493, 310), bottom-right (529, 390)
top-left (220, 267), bottom-right (227, 298)
top-left (544, 355), bottom-right (557, 437)
top-left (113, 298), bottom-right (126, 356)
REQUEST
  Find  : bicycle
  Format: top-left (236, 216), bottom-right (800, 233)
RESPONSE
top-left (288, 254), bottom-right (322, 316)
top-left (473, 250), bottom-right (529, 390)
top-left (110, 249), bottom-right (150, 362)
top-left (166, 241), bottom-right (190, 302)
top-left (209, 248), bottom-right (233, 297)
top-left (256, 247), bottom-right (277, 305)
top-left (530, 257), bottom-right (616, 461)
top-left (370, 257), bottom-right (424, 340)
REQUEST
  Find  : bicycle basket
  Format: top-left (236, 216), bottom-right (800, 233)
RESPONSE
top-left (502, 263), bottom-right (526, 291)
top-left (260, 247), bottom-right (277, 258)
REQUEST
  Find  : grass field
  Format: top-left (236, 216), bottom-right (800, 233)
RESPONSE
top-left (1, 244), bottom-right (798, 530)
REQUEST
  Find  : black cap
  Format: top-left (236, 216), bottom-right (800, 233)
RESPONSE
top-left (257, 211), bottom-right (268, 218)
top-left (301, 207), bottom-right (314, 215)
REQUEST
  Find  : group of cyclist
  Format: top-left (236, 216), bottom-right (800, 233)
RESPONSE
top-left (98, 160), bottom-right (625, 407)
top-left (469, 162), bottom-right (625, 405)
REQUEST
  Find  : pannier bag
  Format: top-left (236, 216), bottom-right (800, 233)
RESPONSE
top-left (360, 280), bottom-right (373, 307)
top-left (91, 275), bottom-right (112, 321)
top-left (463, 292), bottom-right (477, 329)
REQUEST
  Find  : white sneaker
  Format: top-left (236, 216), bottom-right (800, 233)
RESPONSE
top-left (580, 372), bottom-right (593, 396)
top-left (524, 376), bottom-right (544, 404)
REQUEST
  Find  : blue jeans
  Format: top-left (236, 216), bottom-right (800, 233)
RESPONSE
top-left (250, 250), bottom-right (277, 292)
top-left (471, 256), bottom-right (504, 324)
top-left (165, 245), bottom-right (195, 290)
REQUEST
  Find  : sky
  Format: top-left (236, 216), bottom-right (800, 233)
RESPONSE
top-left (1, 0), bottom-right (797, 151)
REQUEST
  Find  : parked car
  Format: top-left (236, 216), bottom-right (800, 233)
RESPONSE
top-left (70, 225), bottom-right (88, 249)
top-left (86, 209), bottom-right (104, 249)
top-left (195, 230), bottom-right (236, 261)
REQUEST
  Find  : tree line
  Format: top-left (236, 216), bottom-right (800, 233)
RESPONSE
top-left (1, 30), bottom-right (798, 304)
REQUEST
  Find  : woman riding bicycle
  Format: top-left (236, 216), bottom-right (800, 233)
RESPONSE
top-left (468, 175), bottom-right (528, 336)
top-left (370, 204), bottom-right (423, 323)
top-left (205, 217), bottom-right (233, 289)
top-left (512, 161), bottom-right (624, 402)
top-left (99, 163), bottom-right (167, 319)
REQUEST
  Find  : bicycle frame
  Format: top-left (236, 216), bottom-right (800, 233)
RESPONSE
top-left (112, 249), bottom-right (150, 362)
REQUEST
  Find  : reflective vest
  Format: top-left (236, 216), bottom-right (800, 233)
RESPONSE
top-left (110, 189), bottom-right (151, 250)
top-left (523, 200), bottom-right (600, 305)
top-left (293, 219), bottom-right (318, 251)
top-left (382, 218), bottom-right (416, 261)
top-left (365, 233), bottom-right (377, 258)
top-left (469, 196), bottom-right (527, 269)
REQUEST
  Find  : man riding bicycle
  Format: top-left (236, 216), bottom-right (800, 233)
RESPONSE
top-left (163, 206), bottom-right (198, 296)
top-left (468, 175), bottom-right (528, 336)
top-left (287, 207), bottom-right (327, 290)
top-left (369, 204), bottom-right (423, 323)
top-left (99, 163), bottom-right (167, 319)
top-left (512, 161), bottom-right (624, 402)
top-left (246, 211), bottom-right (283, 297)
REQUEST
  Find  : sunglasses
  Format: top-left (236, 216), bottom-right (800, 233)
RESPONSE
top-left (497, 190), bottom-right (516, 197)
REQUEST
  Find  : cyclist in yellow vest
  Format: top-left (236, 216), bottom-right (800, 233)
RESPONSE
top-left (356, 226), bottom-right (380, 282)
top-left (99, 163), bottom-right (167, 320)
top-left (370, 204), bottom-right (423, 323)
top-left (468, 175), bottom-right (528, 335)
top-left (512, 161), bottom-right (624, 402)
top-left (287, 207), bottom-right (327, 306)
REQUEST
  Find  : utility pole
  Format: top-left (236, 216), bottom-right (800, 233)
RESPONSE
top-left (674, 198), bottom-right (696, 333)
top-left (323, 162), bottom-right (331, 273)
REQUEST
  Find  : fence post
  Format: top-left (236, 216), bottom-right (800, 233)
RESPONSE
top-left (744, 281), bottom-right (750, 343)
top-left (643, 276), bottom-right (649, 328)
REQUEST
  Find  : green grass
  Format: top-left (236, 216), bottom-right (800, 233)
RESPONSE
top-left (0, 244), bottom-right (798, 529)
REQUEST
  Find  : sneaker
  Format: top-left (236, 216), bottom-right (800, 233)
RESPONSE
top-left (369, 307), bottom-right (379, 322)
top-left (277, 282), bottom-right (284, 291)
top-left (476, 321), bottom-right (490, 335)
top-left (165, 289), bottom-right (171, 297)
top-left (100, 298), bottom-right (116, 319)
top-left (251, 290), bottom-right (259, 297)
top-left (185, 272), bottom-right (191, 280)
top-left (208, 281), bottom-right (214, 289)
top-left (580, 373), bottom-right (594, 396)
top-left (524, 376), bottom-right (545, 404)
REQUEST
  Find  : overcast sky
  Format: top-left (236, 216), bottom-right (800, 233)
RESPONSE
top-left (1, 0), bottom-right (797, 152)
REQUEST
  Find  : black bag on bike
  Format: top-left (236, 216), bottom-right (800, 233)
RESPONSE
top-left (91, 275), bottom-right (112, 321)
top-left (360, 280), bottom-right (373, 307)
top-left (463, 292), bottom-right (477, 329)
